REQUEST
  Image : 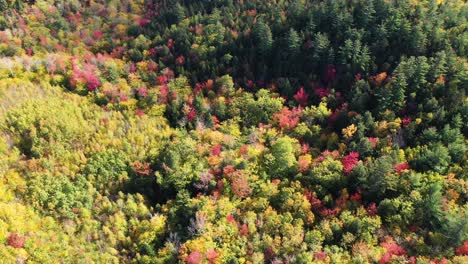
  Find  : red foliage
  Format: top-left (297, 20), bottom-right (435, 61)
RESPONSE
top-left (120, 94), bottom-right (128, 102)
top-left (144, 1), bottom-right (159, 20)
top-left (245, 79), bottom-right (254, 88)
top-left (350, 192), bottom-right (362, 203)
top-left (314, 251), bottom-right (327, 261)
top-left (211, 144), bottom-right (222, 156)
top-left (159, 84), bottom-right (168, 103)
top-left (301, 143), bottom-right (310, 154)
top-left (167, 38), bottom-right (174, 50)
top-left (205, 79), bottom-right (214, 90)
top-left (147, 61), bottom-right (158, 72)
top-left (135, 109), bottom-right (145, 117)
top-left (226, 214), bottom-right (235, 223)
top-left (367, 203), bottom-right (378, 216)
top-left (175, 55), bottom-right (186, 65)
top-left (408, 225), bottom-right (419, 232)
top-left (455, 241), bottom-right (468, 256)
top-left (370, 72), bottom-right (388, 86)
top-left (264, 247), bottom-right (276, 261)
top-left (0, 32), bottom-right (7, 43)
top-left (306, 193), bottom-right (322, 209)
top-left (223, 165), bottom-right (235, 175)
top-left (212, 115), bottom-right (220, 126)
top-left (271, 179), bottom-right (281, 185)
top-left (438, 258), bottom-right (449, 264)
top-left (157, 75), bottom-right (168, 84)
top-left (138, 18), bottom-right (150, 27)
top-left (70, 67), bottom-right (101, 91)
top-left (298, 156), bottom-right (311, 173)
top-left (319, 208), bottom-right (338, 218)
top-left (317, 150), bottom-right (340, 162)
top-left (380, 239), bottom-right (406, 264)
top-left (206, 249), bottom-right (218, 263)
top-left (274, 107), bottom-right (302, 130)
top-left (67, 13), bottom-right (82, 27)
top-left (229, 170), bottom-right (252, 198)
top-left (25, 48), bottom-right (33, 56)
top-left (402, 117), bottom-right (412, 127)
top-left (209, 169), bottom-right (221, 176)
top-left (194, 82), bottom-right (204, 94)
top-left (314, 87), bottom-right (331, 99)
top-left (129, 63), bottom-right (136, 73)
top-left (327, 110), bottom-right (340, 126)
top-left (39, 35), bottom-right (48, 46)
top-left (216, 179), bottom-right (224, 192)
top-left (93, 30), bottom-right (103, 39)
top-left (187, 107), bottom-right (196, 122)
top-left (137, 86), bottom-right (149, 97)
top-left (248, 9), bottom-right (257, 16)
top-left (240, 224), bottom-right (248, 236)
top-left (368, 137), bottom-right (379, 148)
top-left (132, 161), bottom-right (152, 176)
top-left (294, 87), bottom-right (309, 107)
top-left (342, 152), bottom-right (359, 174)
top-left (355, 73), bottom-right (362, 81)
top-left (171, 91), bottom-right (178, 102)
top-left (393, 162), bottom-right (410, 174)
top-left (148, 48), bottom-right (157, 56)
top-left (239, 145), bottom-right (248, 157)
top-left (211, 189), bottom-right (220, 199)
top-left (7, 233), bottom-right (25, 249)
top-left (186, 251), bottom-right (203, 264)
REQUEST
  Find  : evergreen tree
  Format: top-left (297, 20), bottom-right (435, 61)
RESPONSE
top-left (253, 21), bottom-right (273, 58)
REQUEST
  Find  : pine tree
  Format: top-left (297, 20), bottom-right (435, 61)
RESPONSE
top-left (391, 73), bottom-right (407, 112)
top-left (287, 28), bottom-right (301, 56)
top-left (253, 21), bottom-right (273, 57)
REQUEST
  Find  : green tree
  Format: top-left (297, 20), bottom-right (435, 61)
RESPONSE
top-left (411, 143), bottom-right (451, 174)
top-left (253, 21), bottom-right (273, 57)
top-left (264, 136), bottom-right (298, 179)
top-left (230, 89), bottom-right (283, 128)
top-left (82, 149), bottom-right (130, 194)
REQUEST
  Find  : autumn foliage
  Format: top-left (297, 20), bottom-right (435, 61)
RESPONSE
top-left (0, 0), bottom-right (466, 263)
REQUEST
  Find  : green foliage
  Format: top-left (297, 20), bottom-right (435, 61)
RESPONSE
top-left (355, 156), bottom-right (393, 200)
top-left (230, 89), bottom-right (284, 128)
top-left (252, 21), bottom-right (273, 57)
top-left (0, 0), bottom-right (24, 11)
top-left (378, 196), bottom-right (415, 226)
top-left (156, 135), bottom-right (206, 194)
top-left (339, 38), bottom-right (371, 75)
top-left (83, 149), bottom-right (130, 194)
top-left (411, 143), bottom-right (451, 174)
top-left (4, 97), bottom-right (94, 159)
top-left (308, 157), bottom-right (344, 194)
top-left (26, 173), bottom-right (94, 219)
top-left (264, 136), bottom-right (298, 179)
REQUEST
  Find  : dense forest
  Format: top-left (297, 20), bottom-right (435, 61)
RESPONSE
top-left (0, 0), bottom-right (467, 263)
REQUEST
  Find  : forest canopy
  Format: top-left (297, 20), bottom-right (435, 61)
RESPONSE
top-left (0, 0), bottom-right (467, 263)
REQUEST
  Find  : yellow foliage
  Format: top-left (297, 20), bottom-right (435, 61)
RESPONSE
top-left (342, 124), bottom-right (357, 139)
top-left (298, 154), bottom-right (312, 173)
top-left (207, 155), bottom-right (222, 167)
